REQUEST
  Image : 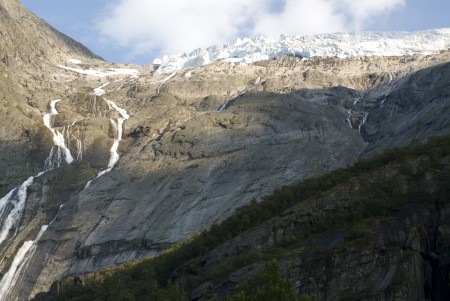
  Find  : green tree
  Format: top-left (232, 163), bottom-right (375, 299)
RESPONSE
top-left (226, 260), bottom-right (296, 301)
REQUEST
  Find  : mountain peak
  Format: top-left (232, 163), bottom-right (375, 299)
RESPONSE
top-left (0, 0), bottom-right (102, 69)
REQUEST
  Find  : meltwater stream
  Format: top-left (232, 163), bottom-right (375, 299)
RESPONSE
top-left (0, 68), bottom-right (135, 299)
top-left (0, 176), bottom-right (37, 248)
top-left (0, 225), bottom-right (48, 299)
top-left (0, 99), bottom-right (75, 300)
top-left (43, 99), bottom-right (74, 170)
top-left (85, 82), bottom-right (130, 188)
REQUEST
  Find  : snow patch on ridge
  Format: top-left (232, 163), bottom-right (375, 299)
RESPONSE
top-left (68, 58), bottom-right (82, 64)
top-left (154, 28), bottom-right (450, 73)
top-left (58, 65), bottom-right (139, 78)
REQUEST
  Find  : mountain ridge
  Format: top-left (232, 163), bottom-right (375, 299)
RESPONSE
top-left (0, 0), bottom-right (101, 65)
top-left (14, 54), bottom-right (448, 300)
top-left (0, 2), bottom-right (449, 299)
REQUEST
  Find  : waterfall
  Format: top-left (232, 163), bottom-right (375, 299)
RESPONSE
top-left (0, 225), bottom-right (48, 301)
top-left (64, 121), bottom-right (83, 161)
top-left (84, 101), bottom-right (129, 186)
top-left (0, 72), bottom-right (135, 298)
top-left (0, 204), bottom-right (65, 300)
top-left (43, 99), bottom-right (74, 170)
top-left (93, 82), bottom-right (110, 96)
top-left (359, 112), bottom-right (369, 133)
top-left (0, 99), bottom-right (75, 250)
top-left (0, 99), bottom-right (75, 299)
top-left (76, 128), bottom-right (83, 160)
top-left (346, 109), bottom-right (353, 129)
top-left (0, 176), bottom-right (35, 248)
top-left (379, 94), bottom-right (388, 108)
top-left (88, 80), bottom-right (133, 181)
top-left (101, 100), bottom-right (129, 173)
top-left (218, 99), bottom-right (236, 111)
top-left (85, 84), bottom-right (130, 188)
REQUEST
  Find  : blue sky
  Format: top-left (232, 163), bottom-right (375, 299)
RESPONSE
top-left (20, 0), bottom-right (450, 65)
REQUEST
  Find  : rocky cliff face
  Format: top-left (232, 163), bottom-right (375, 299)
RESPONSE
top-left (15, 54), bottom-right (449, 300)
top-left (0, 0), bottom-right (103, 194)
top-left (0, 1), bottom-right (450, 299)
top-left (361, 61), bottom-right (450, 156)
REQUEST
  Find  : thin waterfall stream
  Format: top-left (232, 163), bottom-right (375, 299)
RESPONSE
top-left (0, 99), bottom-right (74, 300)
top-left (85, 82), bottom-right (130, 188)
top-left (0, 68), bottom-right (135, 299)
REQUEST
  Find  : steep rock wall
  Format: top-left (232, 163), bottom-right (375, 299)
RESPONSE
top-left (0, 7), bottom-right (450, 297)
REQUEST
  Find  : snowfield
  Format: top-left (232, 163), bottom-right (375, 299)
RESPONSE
top-left (58, 65), bottom-right (139, 77)
top-left (154, 28), bottom-right (450, 73)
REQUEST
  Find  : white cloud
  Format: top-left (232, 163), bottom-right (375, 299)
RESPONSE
top-left (335, 0), bottom-right (405, 29)
top-left (98, 0), bottom-right (263, 58)
top-left (253, 0), bottom-right (349, 36)
top-left (97, 0), bottom-right (405, 61)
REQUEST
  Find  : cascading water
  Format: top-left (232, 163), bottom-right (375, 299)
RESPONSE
top-left (218, 99), bottom-right (236, 111)
top-left (343, 96), bottom-right (369, 132)
top-left (0, 204), bottom-right (66, 301)
top-left (64, 121), bottom-right (83, 161)
top-left (0, 99), bottom-right (73, 252)
top-left (0, 225), bottom-right (48, 300)
top-left (0, 99), bottom-right (75, 299)
top-left (359, 112), bottom-right (369, 133)
top-left (43, 99), bottom-right (74, 170)
top-left (0, 176), bottom-right (36, 248)
top-left (0, 68), bottom-right (136, 298)
top-left (346, 109), bottom-right (353, 129)
top-left (85, 83), bottom-right (130, 188)
top-left (75, 128), bottom-right (83, 160)
top-left (100, 99), bottom-right (130, 174)
top-left (379, 94), bottom-right (388, 108)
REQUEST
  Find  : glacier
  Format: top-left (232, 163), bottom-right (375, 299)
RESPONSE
top-left (154, 28), bottom-right (450, 73)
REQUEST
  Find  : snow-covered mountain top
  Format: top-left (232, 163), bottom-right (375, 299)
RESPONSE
top-left (154, 28), bottom-right (450, 73)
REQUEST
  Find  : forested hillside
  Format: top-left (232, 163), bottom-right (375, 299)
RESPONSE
top-left (35, 135), bottom-right (450, 301)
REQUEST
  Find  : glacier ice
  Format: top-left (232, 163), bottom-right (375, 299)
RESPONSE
top-left (154, 28), bottom-right (450, 73)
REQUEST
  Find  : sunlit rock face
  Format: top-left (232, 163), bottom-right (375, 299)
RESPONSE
top-left (1, 1), bottom-right (450, 299)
